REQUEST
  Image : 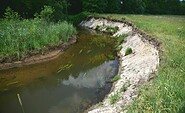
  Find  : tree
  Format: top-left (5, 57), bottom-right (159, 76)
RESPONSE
top-left (68, 0), bottom-right (83, 14)
top-left (106, 0), bottom-right (121, 13)
top-left (121, 0), bottom-right (146, 14)
top-left (81, 0), bottom-right (108, 13)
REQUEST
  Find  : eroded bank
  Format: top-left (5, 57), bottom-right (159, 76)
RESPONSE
top-left (80, 17), bottom-right (160, 113)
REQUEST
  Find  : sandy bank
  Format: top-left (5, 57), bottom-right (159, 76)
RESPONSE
top-left (80, 17), bottom-right (160, 113)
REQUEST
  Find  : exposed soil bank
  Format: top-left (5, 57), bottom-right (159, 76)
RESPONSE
top-left (0, 37), bottom-right (76, 70)
top-left (80, 17), bottom-right (160, 113)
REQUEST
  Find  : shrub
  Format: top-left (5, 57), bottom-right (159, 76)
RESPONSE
top-left (34, 6), bottom-right (55, 21)
top-left (3, 7), bottom-right (20, 20)
top-left (68, 11), bottom-right (91, 25)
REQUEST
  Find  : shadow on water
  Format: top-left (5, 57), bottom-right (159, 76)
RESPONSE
top-left (0, 29), bottom-right (118, 113)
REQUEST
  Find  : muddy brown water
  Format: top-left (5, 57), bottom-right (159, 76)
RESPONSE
top-left (0, 29), bottom-right (119, 113)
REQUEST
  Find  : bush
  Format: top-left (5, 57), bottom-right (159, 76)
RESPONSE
top-left (3, 7), bottom-right (20, 20)
top-left (34, 6), bottom-right (55, 21)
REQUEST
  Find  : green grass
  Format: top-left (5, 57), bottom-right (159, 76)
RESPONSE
top-left (105, 26), bottom-right (119, 34)
top-left (117, 34), bottom-right (127, 44)
top-left (112, 75), bottom-right (121, 82)
top-left (109, 92), bottom-right (120, 104)
top-left (125, 48), bottom-right (133, 56)
top-left (0, 19), bottom-right (76, 61)
top-left (97, 14), bottom-right (185, 112)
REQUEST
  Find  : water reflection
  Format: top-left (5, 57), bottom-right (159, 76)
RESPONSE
top-left (63, 60), bottom-right (118, 88)
top-left (0, 29), bottom-right (118, 113)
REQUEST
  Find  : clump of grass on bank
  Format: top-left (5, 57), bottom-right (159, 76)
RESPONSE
top-left (125, 48), bottom-right (133, 56)
top-left (98, 14), bottom-right (185, 113)
top-left (109, 92), bottom-right (120, 104)
top-left (117, 34), bottom-right (127, 44)
top-left (111, 75), bottom-right (120, 82)
top-left (0, 6), bottom-right (77, 62)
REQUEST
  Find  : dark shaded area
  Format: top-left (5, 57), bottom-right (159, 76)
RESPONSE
top-left (0, 0), bottom-right (185, 19)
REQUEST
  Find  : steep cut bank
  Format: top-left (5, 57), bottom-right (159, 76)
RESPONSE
top-left (80, 17), bottom-right (160, 113)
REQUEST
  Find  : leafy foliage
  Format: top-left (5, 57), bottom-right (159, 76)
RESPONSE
top-left (3, 7), bottom-right (20, 20)
top-left (0, 0), bottom-right (185, 19)
top-left (82, 0), bottom-right (108, 13)
top-left (34, 6), bottom-right (55, 21)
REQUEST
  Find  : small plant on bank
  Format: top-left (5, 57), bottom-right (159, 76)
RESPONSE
top-left (116, 45), bottom-right (123, 52)
top-left (125, 48), bottom-right (133, 56)
top-left (120, 85), bottom-right (127, 92)
top-left (109, 92), bottom-right (120, 104)
top-left (106, 26), bottom-right (119, 34)
top-left (117, 34), bottom-right (128, 44)
top-left (95, 25), bottom-right (101, 31)
top-left (112, 75), bottom-right (120, 82)
top-left (107, 54), bottom-right (116, 60)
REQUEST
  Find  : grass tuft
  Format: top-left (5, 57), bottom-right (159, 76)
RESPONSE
top-left (117, 34), bottom-right (127, 44)
top-left (125, 48), bottom-right (132, 56)
top-left (111, 75), bottom-right (120, 82)
top-left (109, 92), bottom-right (120, 104)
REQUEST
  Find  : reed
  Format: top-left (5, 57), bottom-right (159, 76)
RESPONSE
top-left (0, 19), bottom-right (76, 62)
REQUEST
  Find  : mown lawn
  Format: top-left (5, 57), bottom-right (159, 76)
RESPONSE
top-left (98, 14), bottom-right (185, 113)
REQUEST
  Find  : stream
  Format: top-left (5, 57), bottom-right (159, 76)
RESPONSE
top-left (0, 29), bottom-right (119, 113)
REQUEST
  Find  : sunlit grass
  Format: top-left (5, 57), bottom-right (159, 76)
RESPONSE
top-left (0, 19), bottom-right (76, 61)
top-left (98, 14), bottom-right (185, 113)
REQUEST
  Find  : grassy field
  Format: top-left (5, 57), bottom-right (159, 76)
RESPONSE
top-left (98, 14), bottom-right (185, 113)
top-left (0, 19), bottom-right (76, 62)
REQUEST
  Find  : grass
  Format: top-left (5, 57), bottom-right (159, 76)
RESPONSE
top-left (111, 75), bottom-right (120, 82)
top-left (125, 48), bottom-right (133, 56)
top-left (105, 26), bottom-right (119, 34)
top-left (109, 92), bottom-right (120, 104)
top-left (117, 34), bottom-right (127, 44)
top-left (0, 19), bottom-right (76, 62)
top-left (97, 14), bottom-right (185, 112)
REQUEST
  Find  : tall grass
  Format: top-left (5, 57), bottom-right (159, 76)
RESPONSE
top-left (0, 8), bottom-right (76, 62)
top-left (97, 14), bottom-right (185, 113)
